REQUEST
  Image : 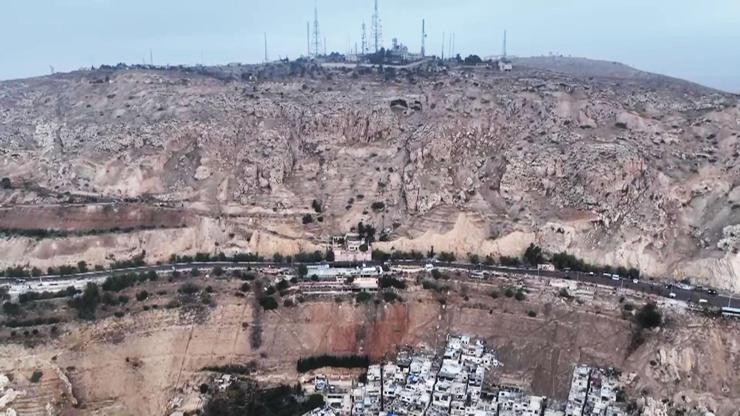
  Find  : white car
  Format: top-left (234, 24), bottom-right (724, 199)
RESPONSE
top-left (611, 275), bottom-right (620, 281)
top-left (668, 292), bottom-right (677, 298)
top-left (632, 279), bottom-right (639, 284)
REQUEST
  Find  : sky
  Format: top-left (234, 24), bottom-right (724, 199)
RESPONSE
top-left (1, 0), bottom-right (739, 92)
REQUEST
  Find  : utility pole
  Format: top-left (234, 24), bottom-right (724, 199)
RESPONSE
top-left (421, 19), bottom-right (426, 57)
top-left (149, 49), bottom-right (153, 66)
top-left (323, 37), bottom-right (327, 56)
top-left (371, 0), bottom-right (382, 52)
top-left (452, 33), bottom-right (455, 58)
top-left (306, 21), bottom-right (310, 56)
top-left (312, 1), bottom-right (321, 57)
top-left (264, 32), bottom-right (269, 63)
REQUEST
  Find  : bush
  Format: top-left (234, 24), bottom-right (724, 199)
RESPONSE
top-left (381, 290), bottom-right (402, 303)
top-left (527, 310), bottom-right (537, 317)
top-left (514, 290), bottom-right (526, 301)
top-left (504, 288), bottom-right (514, 298)
top-left (302, 214), bottom-right (314, 224)
top-left (499, 256), bottom-right (520, 266)
top-left (30, 370), bottom-right (43, 383)
top-left (191, 267), bottom-right (200, 277)
top-left (240, 283), bottom-right (251, 292)
top-left (296, 354), bottom-right (369, 373)
top-left (258, 296), bottom-right (278, 311)
top-left (136, 290), bottom-right (149, 301)
top-left (2, 302), bottom-right (22, 315)
top-left (102, 274), bottom-right (138, 292)
top-left (431, 269), bottom-right (443, 280)
top-left (635, 303), bottom-right (662, 329)
top-left (378, 276), bottom-right (406, 290)
top-left (371, 201), bottom-right (385, 211)
top-left (558, 288), bottom-right (571, 299)
top-left (311, 199), bottom-right (322, 213)
top-left (0, 177), bottom-right (10, 189)
top-left (69, 283), bottom-right (100, 320)
top-left (489, 290), bottom-right (499, 299)
top-left (213, 266), bottom-right (224, 277)
top-left (523, 244), bottom-right (544, 266)
top-left (438, 252), bottom-right (456, 262)
top-left (178, 283), bottom-right (200, 295)
top-left (355, 292), bottom-right (372, 303)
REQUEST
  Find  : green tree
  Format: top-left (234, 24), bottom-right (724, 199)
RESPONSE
top-left (0, 177), bottom-right (11, 189)
top-left (523, 244), bottom-right (544, 266)
top-left (297, 264), bottom-right (308, 278)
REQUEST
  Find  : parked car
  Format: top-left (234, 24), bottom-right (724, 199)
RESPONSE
top-left (707, 289), bottom-right (718, 296)
top-left (611, 275), bottom-right (620, 281)
top-left (669, 292), bottom-right (677, 298)
top-left (632, 279), bottom-right (639, 284)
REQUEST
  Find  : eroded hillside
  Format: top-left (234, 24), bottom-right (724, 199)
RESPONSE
top-left (0, 60), bottom-right (739, 289)
top-left (0, 272), bottom-right (737, 415)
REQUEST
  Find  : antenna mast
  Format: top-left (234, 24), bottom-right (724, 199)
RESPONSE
top-left (312, 1), bottom-right (321, 57)
top-left (503, 30), bottom-right (507, 58)
top-left (306, 21), bottom-right (310, 56)
top-left (361, 22), bottom-right (367, 55)
top-left (264, 32), bottom-right (268, 63)
top-left (441, 32), bottom-right (445, 60)
top-left (371, 0), bottom-right (382, 52)
top-left (421, 19), bottom-right (426, 57)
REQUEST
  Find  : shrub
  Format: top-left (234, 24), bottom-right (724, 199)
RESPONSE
top-left (302, 214), bottom-right (314, 224)
top-left (30, 370), bottom-right (43, 383)
top-left (191, 267), bottom-right (200, 277)
top-left (311, 199), bottom-right (322, 213)
top-left (523, 244), bottom-right (544, 265)
top-left (558, 288), bottom-right (571, 299)
top-left (136, 290), bottom-right (149, 301)
top-left (499, 256), bottom-right (520, 267)
top-left (178, 283), bottom-right (200, 295)
top-left (2, 302), bottom-right (21, 315)
top-left (355, 292), bottom-right (372, 303)
top-left (258, 296), bottom-right (278, 311)
top-left (504, 288), bottom-right (514, 298)
top-left (371, 201), bottom-right (385, 211)
top-left (527, 310), bottom-right (537, 317)
top-left (635, 303), bottom-right (662, 329)
top-left (296, 354), bottom-right (369, 373)
top-left (382, 290), bottom-right (401, 303)
top-left (0, 177), bottom-right (10, 189)
top-left (438, 252), bottom-right (456, 262)
top-left (431, 269), bottom-right (443, 280)
top-left (240, 283), bottom-right (251, 292)
top-left (514, 290), bottom-right (526, 301)
top-left (489, 290), bottom-right (499, 299)
top-left (378, 276), bottom-right (406, 290)
top-left (69, 283), bottom-right (100, 320)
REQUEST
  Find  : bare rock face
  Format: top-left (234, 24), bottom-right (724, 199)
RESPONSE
top-left (0, 60), bottom-right (739, 290)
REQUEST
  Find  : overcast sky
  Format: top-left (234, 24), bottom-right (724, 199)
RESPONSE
top-left (2, 0), bottom-right (739, 91)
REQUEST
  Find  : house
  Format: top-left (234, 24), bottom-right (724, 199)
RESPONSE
top-left (332, 233), bottom-right (371, 262)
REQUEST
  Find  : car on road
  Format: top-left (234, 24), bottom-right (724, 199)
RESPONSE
top-left (588, 272), bottom-right (594, 276)
top-left (669, 292), bottom-right (677, 298)
top-left (611, 275), bottom-right (620, 281)
top-left (707, 289), bottom-right (718, 296)
top-left (632, 279), bottom-right (639, 284)
top-left (698, 298), bottom-right (708, 305)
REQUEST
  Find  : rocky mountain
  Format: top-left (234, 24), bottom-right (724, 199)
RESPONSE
top-left (0, 58), bottom-right (738, 290)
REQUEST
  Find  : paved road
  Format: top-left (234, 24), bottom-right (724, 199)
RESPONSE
top-left (2, 260), bottom-right (736, 309)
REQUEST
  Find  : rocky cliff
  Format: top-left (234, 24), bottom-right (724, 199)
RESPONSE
top-left (0, 59), bottom-right (739, 289)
